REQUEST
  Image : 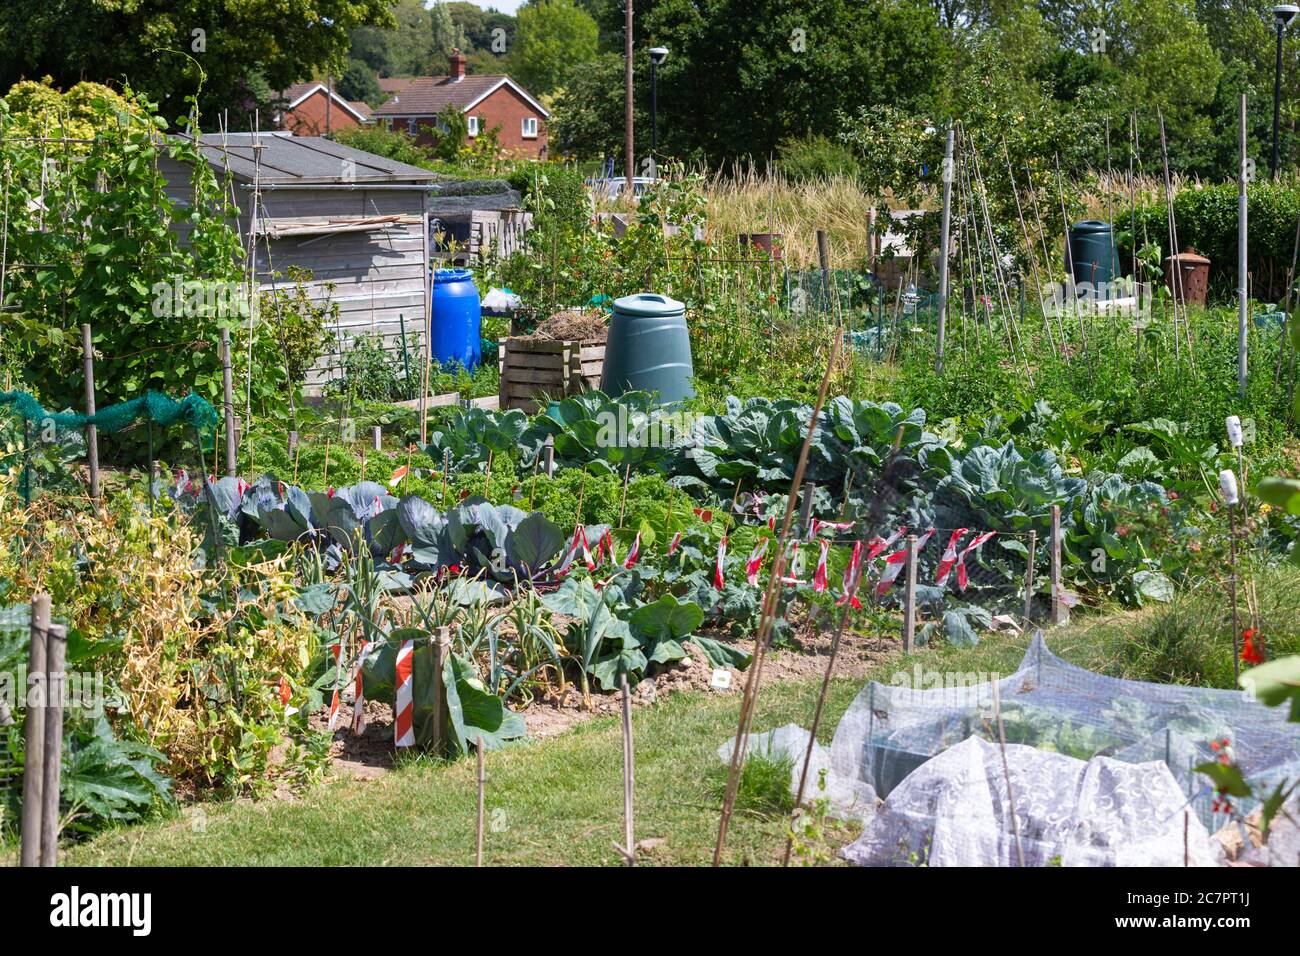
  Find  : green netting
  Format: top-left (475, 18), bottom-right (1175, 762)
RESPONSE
top-left (0, 389), bottom-right (218, 444)
top-left (0, 389), bottom-right (219, 504)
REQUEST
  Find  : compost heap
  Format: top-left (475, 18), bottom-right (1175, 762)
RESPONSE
top-left (529, 309), bottom-right (608, 342)
top-left (719, 633), bottom-right (1300, 866)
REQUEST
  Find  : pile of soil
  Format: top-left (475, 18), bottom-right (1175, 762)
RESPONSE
top-left (529, 309), bottom-right (608, 343)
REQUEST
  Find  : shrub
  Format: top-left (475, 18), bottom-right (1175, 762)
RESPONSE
top-left (507, 161), bottom-right (589, 231)
top-left (1123, 182), bottom-right (1300, 302)
top-left (334, 125), bottom-right (435, 168)
top-left (776, 134), bottom-right (860, 183)
top-left (329, 334), bottom-right (406, 404)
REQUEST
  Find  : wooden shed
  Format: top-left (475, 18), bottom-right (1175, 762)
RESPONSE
top-left (161, 132), bottom-right (436, 390)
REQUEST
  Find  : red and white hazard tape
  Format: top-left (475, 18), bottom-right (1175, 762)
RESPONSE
top-left (352, 640), bottom-right (370, 735)
top-left (393, 639), bottom-right (415, 748)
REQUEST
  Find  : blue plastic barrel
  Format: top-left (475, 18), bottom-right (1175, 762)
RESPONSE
top-left (429, 268), bottom-right (482, 371)
top-left (601, 293), bottom-right (694, 402)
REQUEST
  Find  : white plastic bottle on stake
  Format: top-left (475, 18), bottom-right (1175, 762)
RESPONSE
top-left (1225, 415), bottom-right (1244, 449)
top-left (1219, 469), bottom-right (1239, 505)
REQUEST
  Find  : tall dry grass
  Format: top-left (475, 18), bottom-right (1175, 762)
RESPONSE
top-left (593, 163), bottom-right (1205, 270)
top-left (703, 166), bottom-right (905, 267)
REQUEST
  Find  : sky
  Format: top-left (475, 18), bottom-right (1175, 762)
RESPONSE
top-left (450, 0), bottom-right (526, 13)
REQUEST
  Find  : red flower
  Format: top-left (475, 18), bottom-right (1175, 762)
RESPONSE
top-left (278, 677), bottom-right (291, 706)
top-left (1167, 491), bottom-right (1179, 500)
top-left (1241, 628), bottom-right (1264, 666)
top-left (693, 508), bottom-right (713, 523)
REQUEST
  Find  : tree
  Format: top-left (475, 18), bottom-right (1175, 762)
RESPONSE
top-left (431, 104), bottom-right (469, 163)
top-left (337, 58), bottom-right (382, 104)
top-left (556, 0), bottom-right (951, 166)
top-left (552, 52), bottom-right (640, 159)
top-left (510, 0), bottom-right (600, 96)
top-left (431, 1), bottom-right (468, 72)
top-left (0, 0), bottom-right (394, 125)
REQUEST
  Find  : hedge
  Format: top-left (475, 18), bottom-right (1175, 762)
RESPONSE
top-left (1121, 182), bottom-right (1300, 303)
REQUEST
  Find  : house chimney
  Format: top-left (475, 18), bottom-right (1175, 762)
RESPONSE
top-left (449, 48), bottom-right (467, 81)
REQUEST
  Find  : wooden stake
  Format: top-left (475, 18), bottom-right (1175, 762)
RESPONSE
top-left (992, 679), bottom-right (1025, 867)
top-left (542, 436), bottom-right (555, 478)
top-left (475, 735), bottom-right (485, 866)
top-left (20, 593), bottom-right (49, 868)
top-left (782, 589), bottom-right (858, 866)
top-left (372, 425), bottom-right (382, 452)
top-left (40, 620), bottom-right (66, 867)
top-left (816, 228), bottom-right (831, 321)
top-left (221, 328), bottom-right (237, 477)
top-left (902, 533), bottom-right (918, 652)
top-left (441, 448), bottom-right (451, 507)
top-left (798, 481), bottom-right (816, 538)
top-left (575, 467), bottom-right (588, 528)
top-left (714, 333), bottom-right (841, 866)
top-left (485, 449), bottom-right (493, 498)
top-left (618, 463), bottom-right (631, 528)
top-left (81, 324), bottom-right (99, 501)
top-left (432, 627), bottom-right (451, 756)
top-left (1023, 530), bottom-right (1038, 629)
top-left (1050, 505), bottom-right (1065, 626)
top-left (323, 439), bottom-right (331, 487)
top-left (615, 673), bottom-right (636, 866)
top-left (1228, 503), bottom-right (1242, 683)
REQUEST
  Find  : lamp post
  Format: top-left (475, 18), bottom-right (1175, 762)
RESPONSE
top-left (1271, 5), bottom-right (1298, 179)
top-left (649, 47), bottom-right (668, 161)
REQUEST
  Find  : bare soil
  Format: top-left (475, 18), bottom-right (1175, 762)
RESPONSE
top-left (315, 614), bottom-right (894, 779)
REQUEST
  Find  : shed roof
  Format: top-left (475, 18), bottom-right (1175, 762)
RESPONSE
top-left (184, 133), bottom-right (437, 185)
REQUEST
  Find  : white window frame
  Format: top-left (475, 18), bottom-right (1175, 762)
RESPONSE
top-left (521, 116), bottom-right (538, 139)
top-left (406, 118), bottom-right (417, 136)
top-left (467, 115), bottom-right (479, 137)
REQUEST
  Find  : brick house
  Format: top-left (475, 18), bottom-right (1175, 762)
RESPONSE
top-left (371, 51), bottom-right (549, 159)
top-left (274, 82), bottom-right (373, 136)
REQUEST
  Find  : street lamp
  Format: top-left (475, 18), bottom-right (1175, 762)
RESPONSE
top-left (649, 47), bottom-right (668, 161)
top-left (1271, 4), bottom-right (1298, 179)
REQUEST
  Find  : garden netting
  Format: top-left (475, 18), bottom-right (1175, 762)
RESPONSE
top-left (829, 634), bottom-right (1300, 831)
top-left (722, 633), bottom-right (1300, 865)
top-left (0, 388), bottom-right (218, 502)
top-left (840, 735), bottom-right (1221, 866)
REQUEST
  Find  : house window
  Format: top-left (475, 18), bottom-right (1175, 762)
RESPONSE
top-left (467, 116), bottom-right (479, 137)
top-left (435, 117), bottom-right (450, 134)
top-left (522, 116), bottom-right (538, 139)
top-left (407, 118), bottom-right (417, 136)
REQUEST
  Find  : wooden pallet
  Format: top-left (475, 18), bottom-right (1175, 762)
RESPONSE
top-left (498, 338), bottom-right (605, 412)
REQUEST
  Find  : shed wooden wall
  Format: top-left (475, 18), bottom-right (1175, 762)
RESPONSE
top-left (158, 157), bottom-right (430, 390)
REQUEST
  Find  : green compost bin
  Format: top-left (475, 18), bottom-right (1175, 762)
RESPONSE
top-left (600, 293), bottom-right (695, 402)
top-left (1067, 220), bottom-right (1120, 288)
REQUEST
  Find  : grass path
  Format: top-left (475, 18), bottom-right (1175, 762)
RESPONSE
top-left (70, 620), bottom-right (1141, 867)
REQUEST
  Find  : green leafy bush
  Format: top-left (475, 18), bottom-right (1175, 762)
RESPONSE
top-left (1124, 182), bottom-right (1300, 302)
top-left (776, 134), bottom-right (861, 183)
